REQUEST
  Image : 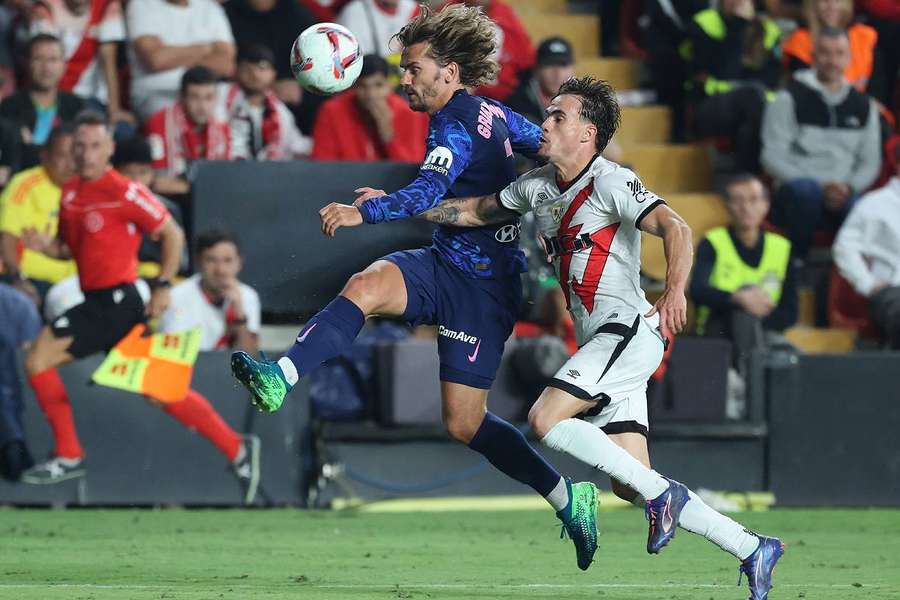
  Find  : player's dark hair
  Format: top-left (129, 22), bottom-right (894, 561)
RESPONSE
top-left (360, 54), bottom-right (389, 79)
top-left (73, 109), bottom-right (109, 129)
top-left (393, 4), bottom-right (499, 88)
top-left (719, 173), bottom-right (767, 201)
top-left (180, 66), bottom-right (217, 94)
top-left (27, 33), bottom-right (63, 58)
top-left (196, 228), bottom-right (241, 256)
top-left (112, 135), bottom-right (153, 167)
top-left (555, 76), bottom-right (620, 153)
top-left (41, 124), bottom-right (73, 154)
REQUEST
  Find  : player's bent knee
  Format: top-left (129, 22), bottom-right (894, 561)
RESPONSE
top-left (528, 404), bottom-right (561, 439)
top-left (444, 416), bottom-right (479, 445)
top-left (340, 271), bottom-right (381, 313)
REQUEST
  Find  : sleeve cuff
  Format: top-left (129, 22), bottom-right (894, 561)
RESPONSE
top-left (635, 199), bottom-right (666, 230)
top-left (359, 200), bottom-right (380, 224)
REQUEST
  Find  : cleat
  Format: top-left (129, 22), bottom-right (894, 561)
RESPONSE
top-left (738, 534), bottom-right (785, 600)
top-left (231, 351), bottom-right (291, 412)
top-left (556, 480), bottom-right (599, 571)
top-left (20, 456), bottom-right (85, 484)
top-left (645, 477), bottom-right (689, 554)
top-left (232, 434), bottom-right (261, 505)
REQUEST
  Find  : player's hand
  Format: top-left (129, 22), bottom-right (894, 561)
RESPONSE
top-left (352, 187), bottom-right (386, 207)
top-left (645, 287), bottom-right (687, 334)
top-left (20, 225), bottom-right (53, 253)
top-left (221, 280), bottom-right (245, 317)
top-left (320, 202), bottom-right (364, 237)
top-left (146, 287), bottom-right (170, 319)
top-left (536, 234), bottom-right (553, 263)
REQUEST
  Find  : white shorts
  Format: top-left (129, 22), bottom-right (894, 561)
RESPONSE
top-left (548, 310), bottom-right (666, 436)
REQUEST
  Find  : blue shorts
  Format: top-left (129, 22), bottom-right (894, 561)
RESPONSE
top-left (384, 248), bottom-right (521, 389)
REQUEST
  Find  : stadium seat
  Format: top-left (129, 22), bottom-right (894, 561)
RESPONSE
top-left (520, 14), bottom-right (600, 59)
top-left (619, 105), bottom-right (672, 144)
top-left (783, 326), bottom-right (856, 353)
top-left (505, 0), bottom-right (567, 13)
top-left (826, 268), bottom-right (880, 338)
top-left (641, 193), bottom-right (730, 282)
top-left (577, 57), bottom-right (641, 91)
top-left (619, 143), bottom-right (713, 194)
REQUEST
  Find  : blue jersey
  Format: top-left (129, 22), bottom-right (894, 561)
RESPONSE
top-left (358, 89), bottom-right (541, 279)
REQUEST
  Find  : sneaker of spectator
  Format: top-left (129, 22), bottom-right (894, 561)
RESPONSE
top-left (761, 28), bottom-right (881, 260)
top-left (143, 66), bottom-right (232, 197)
top-left (126, 0), bottom-right (236, 121)
top-left (439, 0), bottom-right (535, 102)
top-left (311, 54), bottom-right (428, 162)
top-left (218, 44), bottom-right (310, 161)
top-left (690, 175), bottom-right (797, 372)
top-left (506, 37), bottom-right (576, 127)
top-left (684, 0), bottom-right (782, 173)
top-left (0, 125), bottom-right (76, 305)
top-left (0, 34), bottom-right (84, 169)
top-left (832, 145), bottom-right (900, 349)
top-left (28, 0), bottom-right (135, 134)
top-left (224, 0), bottom-right (316, 110)
top-left (157, 229), bottom-right (261, 354)
top-left (338, 0), bottom-right (420, 61)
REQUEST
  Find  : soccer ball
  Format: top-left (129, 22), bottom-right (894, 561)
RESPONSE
top-left (290, 23), bottom-right (363, 96)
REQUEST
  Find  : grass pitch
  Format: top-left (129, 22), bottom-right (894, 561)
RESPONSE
top-left (1, 507), bottom-right (898, 599)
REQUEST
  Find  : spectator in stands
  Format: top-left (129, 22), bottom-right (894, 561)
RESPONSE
top-left (0, 280), bottom-right (42, 482)
top-left (833, 145), bottom-right (900, 349)
top-left (224, 0), bottom-right (316, 111)
top-left (440, 0), bottom-right (535, 101)
top-left (338, 0), bottom-right (419, 60)
top-left (762, 28), bottom-right (881, 260)
top-left (506, 37), bottom-right (576, 127)
top-left (311, 54), bottom-right (428, 162)
top-left (690, 174), bottom-right (797, 369)
top-left (218, 45), bottom-right (310, 161)
top-left (782, 0), bottom-right (880, 97)
top-left (144, 67), bottom-right (232, 196)
top-left (0, 126), bottom-right (75, 304)
top-left (855, 0), bottom-right (899, 108)
top-left (158, 229), bottom-right (260, 353)
top-left (126, 0), bottom-right (235, 120)
top-left (685, 0), bottom-right (782, 173)
top-left (29, 0), bottom-right (133, 130)
top-left (0, 117), bottom-right (22, 187)
top-left (0, 35), bottom-right (83, 169)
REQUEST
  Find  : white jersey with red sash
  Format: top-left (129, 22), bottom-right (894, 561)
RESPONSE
top-left (217, 83), bottom-right (310, 160)
top-left (144, 102), bottom-right (232, 176)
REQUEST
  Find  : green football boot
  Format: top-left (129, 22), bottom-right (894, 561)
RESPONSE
top-left (557, 480), bottom-right (600, 571)
top-left (231, 351), bottom-right (292, 412)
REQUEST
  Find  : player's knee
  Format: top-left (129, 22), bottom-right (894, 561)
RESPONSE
top-left (528, 403), bottom-right (561, 439)
top-left (611, 480), bottom-right (639, 503)
top-left (341, 271), bottom-right (380, 313)
top-left (444, 415), bottom-right (479, 445)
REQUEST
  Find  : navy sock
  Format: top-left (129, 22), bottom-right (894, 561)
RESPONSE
top-left (468, 412), bottom-right (561, 497)
top-left (285, 296), bottom-right (365, 377)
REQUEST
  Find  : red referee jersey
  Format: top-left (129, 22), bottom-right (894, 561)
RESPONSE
top-left (58, 168), bottom-right (169, 292)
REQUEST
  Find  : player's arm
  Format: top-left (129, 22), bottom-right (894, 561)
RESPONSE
top-left (146, 217), bottom-right (184, 319)
top-left (638, 203), bottom-right (693, 334)
top-left (416, 193), bottom-right (520, 226)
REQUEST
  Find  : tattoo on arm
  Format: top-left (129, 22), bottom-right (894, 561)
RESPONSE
top-left (417, 194), bottom-right (517, 226)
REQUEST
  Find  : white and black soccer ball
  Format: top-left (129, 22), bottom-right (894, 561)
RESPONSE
top-left (290, 22), bottom-right (363, 96)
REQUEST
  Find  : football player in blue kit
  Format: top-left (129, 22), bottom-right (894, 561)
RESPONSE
top-left (231, 5), bottom-right (604, 569)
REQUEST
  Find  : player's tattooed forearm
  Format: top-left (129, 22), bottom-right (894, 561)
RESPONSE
top-left (419, 204), bottom-right (463, 224)
top-left (474, 195), bottom-right (513, 224)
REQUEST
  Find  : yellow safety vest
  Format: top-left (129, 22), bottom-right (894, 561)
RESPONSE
top-left (695, 227), bottom-right (791, 334)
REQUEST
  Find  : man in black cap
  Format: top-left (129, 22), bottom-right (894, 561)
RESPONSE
top-left (506, 36), bottom-right (576, 127)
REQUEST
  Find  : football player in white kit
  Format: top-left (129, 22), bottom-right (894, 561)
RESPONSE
top-left (417, 77), bottom-right (784, 600)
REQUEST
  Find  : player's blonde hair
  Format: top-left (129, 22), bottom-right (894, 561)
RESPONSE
top-left (393, 4), bottom-right (499, 88)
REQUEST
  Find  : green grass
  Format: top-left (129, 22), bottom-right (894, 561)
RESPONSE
top-left (1, 508), bottom-right (898, 599)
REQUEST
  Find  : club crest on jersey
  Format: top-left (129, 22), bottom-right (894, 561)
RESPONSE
top-left (495, 223), bottom-right (519, 243)
top-left (422, 146), bottom-right (453, 176)
top-left (550, 202), bottom-right (567, 222)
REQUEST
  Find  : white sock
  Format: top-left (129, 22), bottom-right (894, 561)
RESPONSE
top-left (545, 476), bottom-right (569, 511)
top-left (678, 490), bottom-right (760, 560)
top-left (277, 357), bottom-right (299, 386)
top-left (541, 419), bottom-right (668, 500)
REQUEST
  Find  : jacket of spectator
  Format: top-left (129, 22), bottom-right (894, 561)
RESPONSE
top-left (761, 68), bottom-right (881, 194)
top-left (337, 0), bottom-right (420, 58)
top-left (440, 0), bottom-right (535, 102)
top-left (685, 6), bottom-right (782, 97)
top-left (833, 176), bottom-right (900, 297)
top-left (29, 0), bottom-right (127, 108)
top-left (783, 23), bottom-right (877, 91)
top-left (126, 0), bottom-right (235, 120)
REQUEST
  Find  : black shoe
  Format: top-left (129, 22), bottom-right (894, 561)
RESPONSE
top-left (232, 435), bottom-right (260, 504)
top-left (20, 456), bottom-right (86, 484)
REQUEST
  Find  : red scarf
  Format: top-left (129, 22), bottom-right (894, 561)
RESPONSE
top-left (224, 84), bottom-right (283, 160)
top-left (166, 102), bottom-right (231, 170)
top-left (56, 0), bottom-right (110, 91)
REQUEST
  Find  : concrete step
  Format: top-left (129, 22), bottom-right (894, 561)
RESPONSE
top-left (784, 326), bottom-right (856, 353)
top-left (520, 13), bottom-right (599, 59)
top-left (640, 193), bottom-right (729, 282)
top-left (619, 105), bottom-right (671, 144)
top-left (505, 0), bottom-right (568, 13)
top-left (620, 143), bottom-right (712, 194)
top-left (577, 56), bottom-right (641, 90)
